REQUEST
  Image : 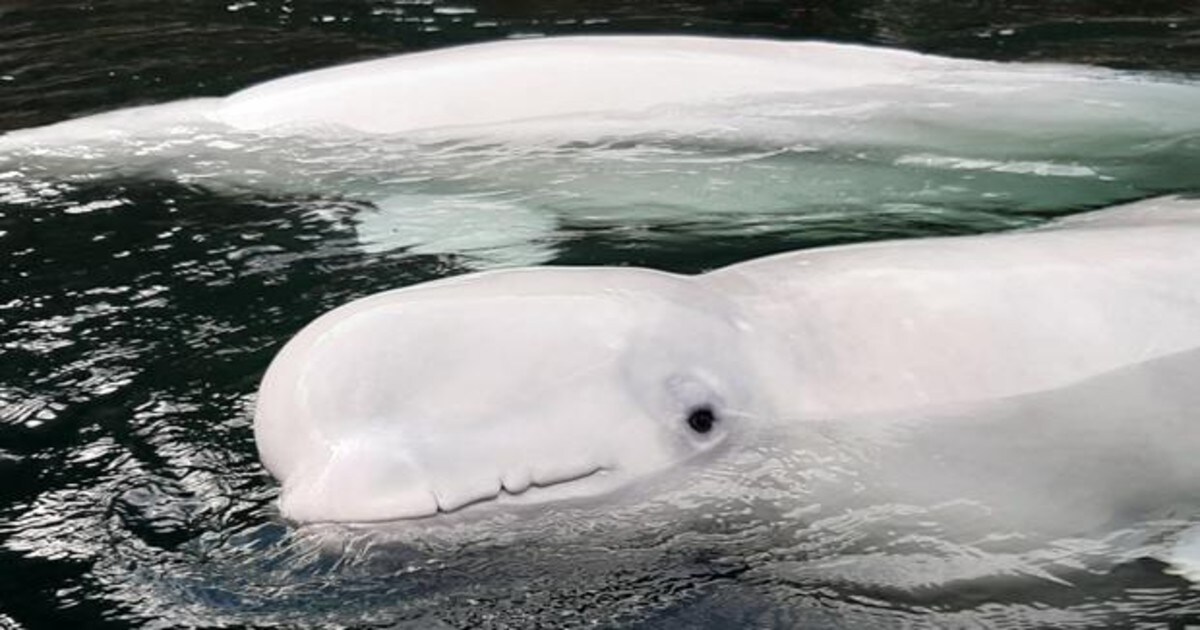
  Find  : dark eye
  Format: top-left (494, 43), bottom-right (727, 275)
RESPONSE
top-left (686, 406), bottom-right (717, 434)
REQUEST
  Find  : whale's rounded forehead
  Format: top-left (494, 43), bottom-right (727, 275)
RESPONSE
top-left (274, 267), bottom-right (753, 425)
top-left (311, 267), bottom-right (747, 341)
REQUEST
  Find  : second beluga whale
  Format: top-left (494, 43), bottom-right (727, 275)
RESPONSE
top-left (3, 36), bottom-right (1200, 267)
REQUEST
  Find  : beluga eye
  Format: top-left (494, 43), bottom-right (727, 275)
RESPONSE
top-left (686, 405), bottom-right (718, 434)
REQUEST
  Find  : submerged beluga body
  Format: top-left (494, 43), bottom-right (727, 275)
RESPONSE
top-left (255, 197), bottom-right (1200, 535)
top-left (3, 36), bottom-right (1200, 267)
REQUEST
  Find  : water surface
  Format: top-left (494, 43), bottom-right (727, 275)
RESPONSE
top-left (2, 1), bottom-right (1200, 628)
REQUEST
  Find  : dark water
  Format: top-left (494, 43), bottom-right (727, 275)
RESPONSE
top-left (2, 1), bottom-right (1200, 628)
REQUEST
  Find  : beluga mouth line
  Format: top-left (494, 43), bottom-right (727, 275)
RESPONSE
top-left (434, 465), bottom-right (612, 517)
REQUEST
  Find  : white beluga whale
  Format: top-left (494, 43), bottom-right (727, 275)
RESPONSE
top-left (255, 196), bottom-right (1200, 541)
top-left (3, 37), bottom-right (1200, 267)
top-left (12, 36), bottom-right (1196, 141)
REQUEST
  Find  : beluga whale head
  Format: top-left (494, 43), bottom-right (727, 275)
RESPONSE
top-left (254, 267), bottom-right (770, 523)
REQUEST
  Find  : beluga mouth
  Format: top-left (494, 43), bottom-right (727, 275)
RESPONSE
top-left (440, 465), bottom-right (614, 516)
top-left (272, 418), bottom-right (635, 523)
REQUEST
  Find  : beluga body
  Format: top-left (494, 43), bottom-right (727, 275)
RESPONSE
top-left (4, 37), bottom-right (1200, 268)
top-left (255, 196), bottom-right (1200, 531)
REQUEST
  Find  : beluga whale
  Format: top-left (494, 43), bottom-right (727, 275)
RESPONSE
top-left (3, 37), bottom-right (1200, 267)
top-left (254, 195), bottom-right (1200, 555)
